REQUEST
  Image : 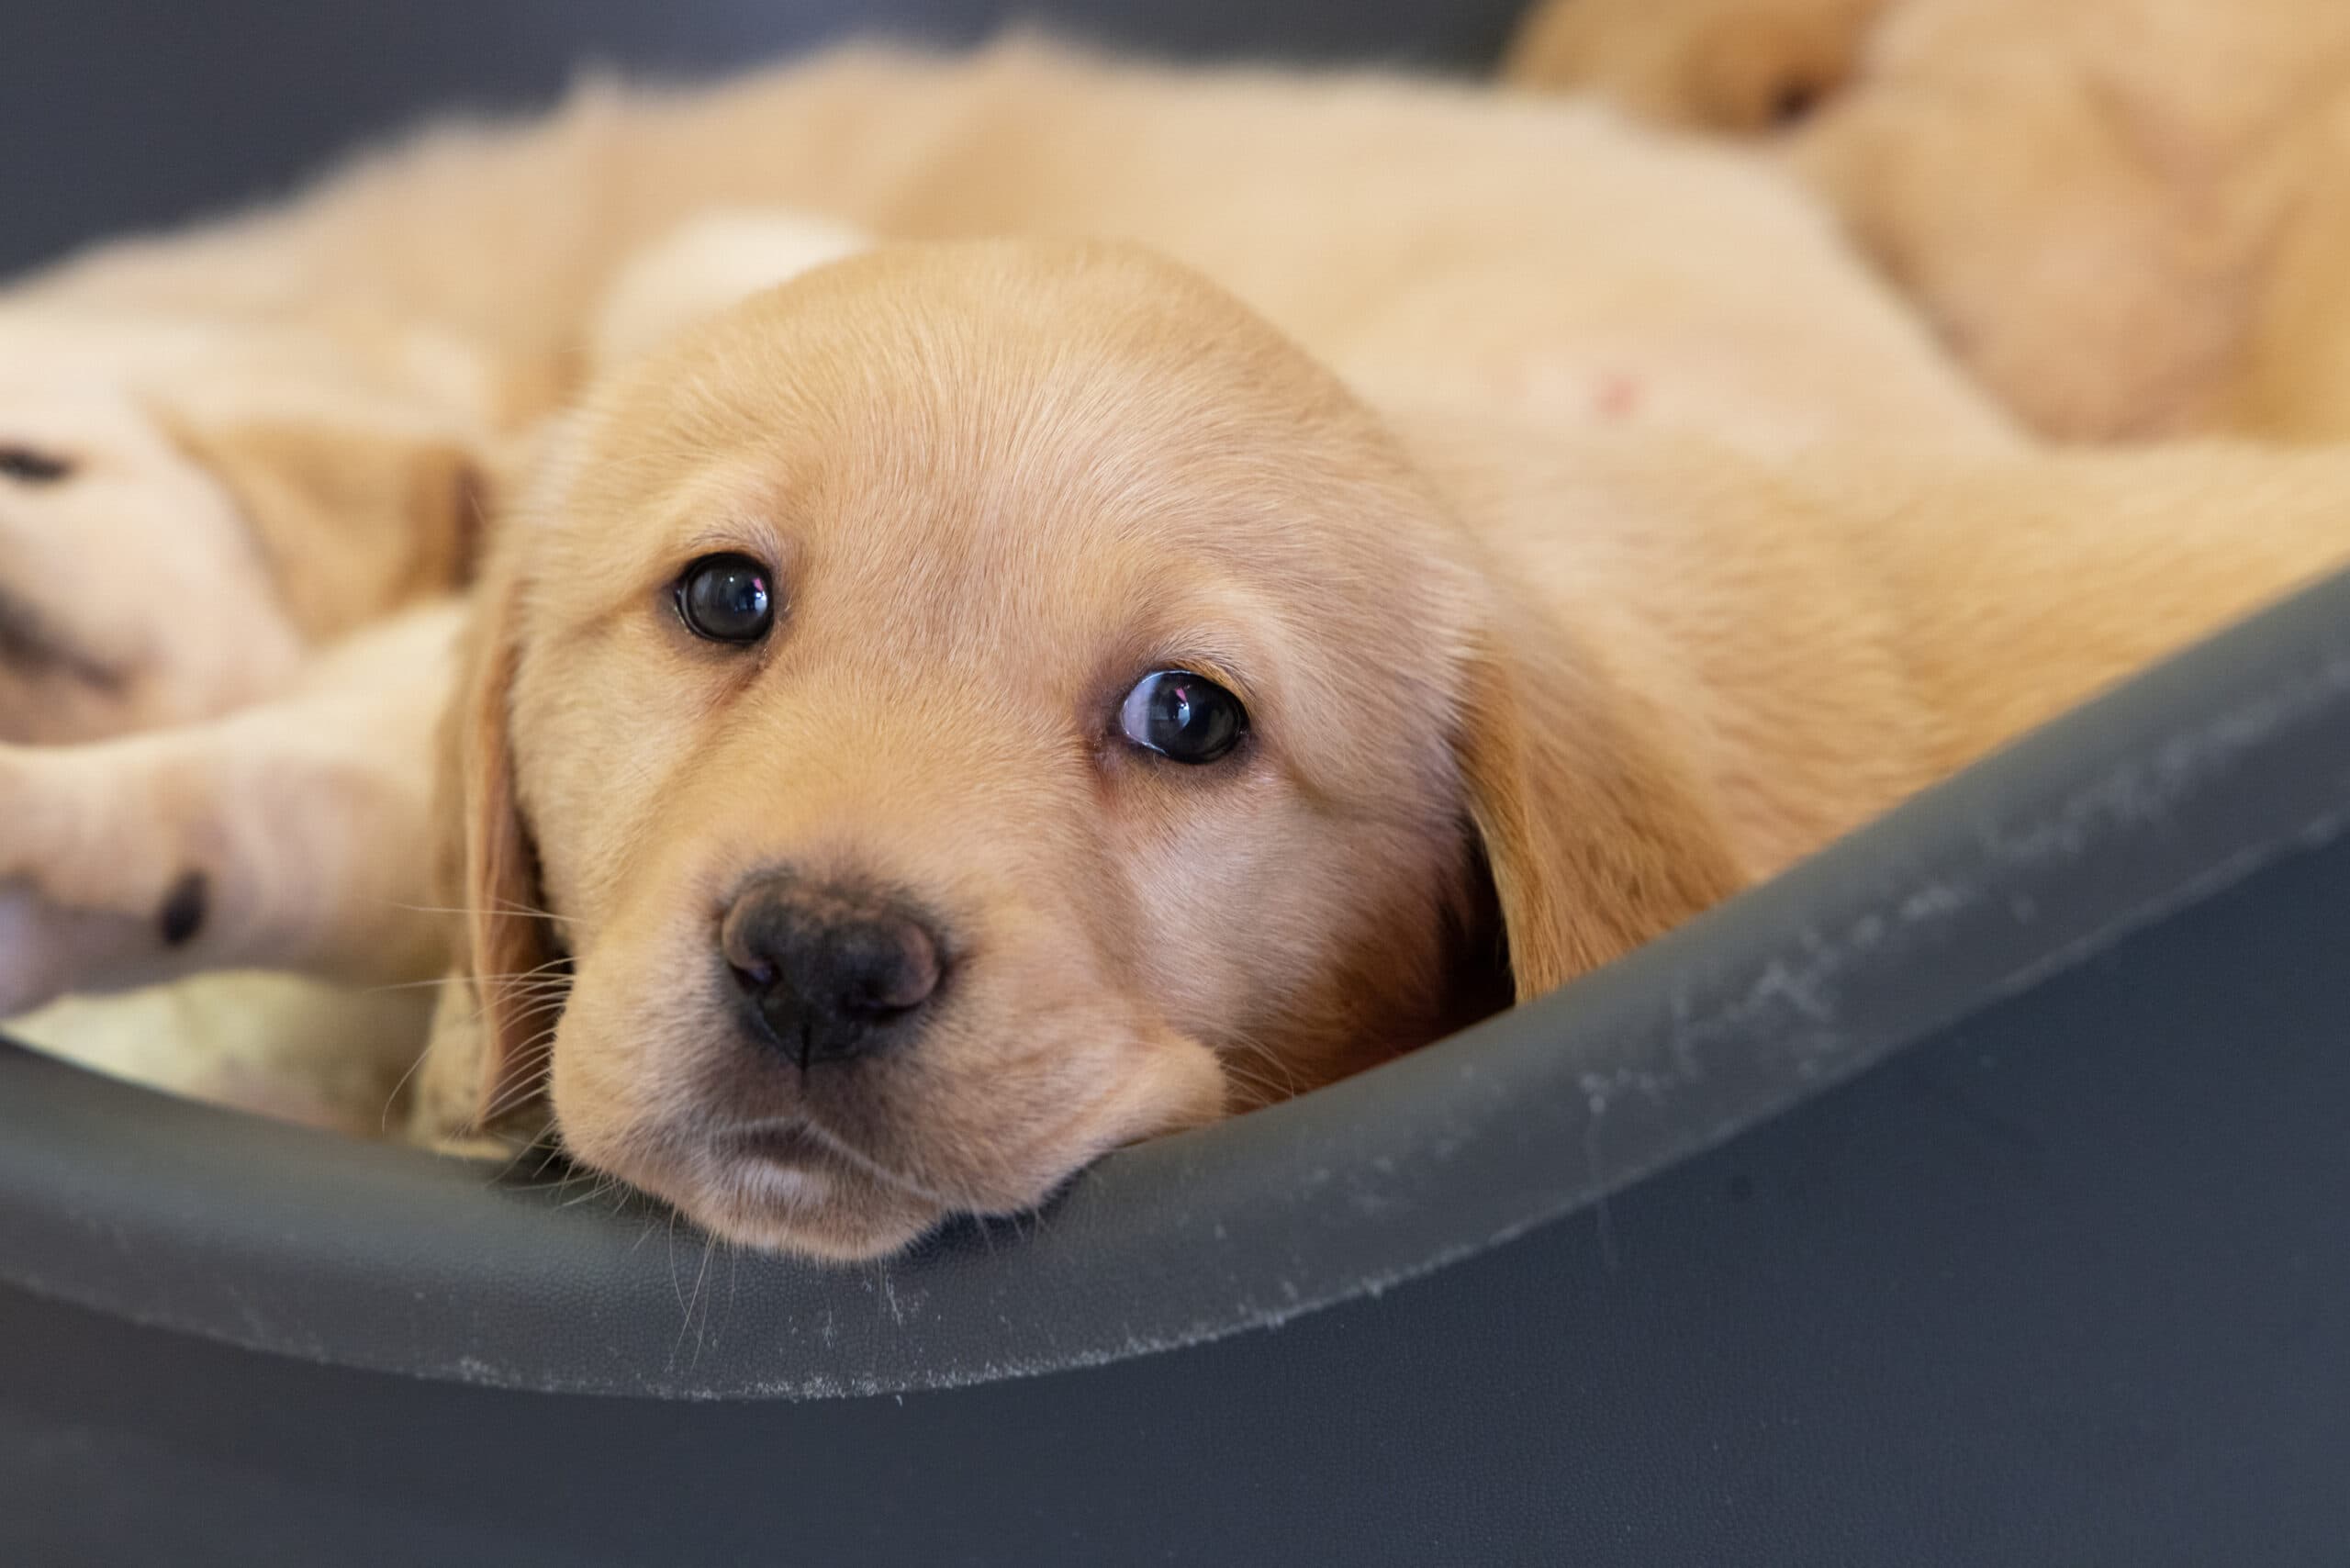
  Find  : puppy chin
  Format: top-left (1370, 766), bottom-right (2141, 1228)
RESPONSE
top-left (681, 1145), bottom-right (945, 1263)
top-left (549, 997), bottom-right (1231, 1261)
top-left (801, 1017), bottom-right (1234, 1217)
top-left (553, 1081), bottom-right (944, 1261)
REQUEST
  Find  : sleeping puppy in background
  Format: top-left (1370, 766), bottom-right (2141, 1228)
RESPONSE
top-left (415, 225), bottom-right (2350, 1260)
top-left (1505, 0), bottom-right (2350, 442)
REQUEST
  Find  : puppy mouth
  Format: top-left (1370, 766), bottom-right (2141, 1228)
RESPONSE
top-left (730, 1120), bottom-right (833, 1169)
top-left (655, 1114), bottom-right (947, 1260)
top-left (555, 980), bottom-right (1227, 1259)
top-left (721, 1115), bottom-right (946, 1206)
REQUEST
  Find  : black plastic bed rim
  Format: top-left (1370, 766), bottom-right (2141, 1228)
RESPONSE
top-left (6, 563), bottom-right (2349, 1403)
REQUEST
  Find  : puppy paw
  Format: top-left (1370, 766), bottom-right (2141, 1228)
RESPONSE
top-left (0, 743), bottom-right (205, 1016)
top-left (0, 887), bottom-right (148, 1020)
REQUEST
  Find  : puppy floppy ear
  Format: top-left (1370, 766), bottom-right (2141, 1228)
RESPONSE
top-left (415, 558), bottom-right (564, 1140)
top-left (162, 405), bottom-right (490, 643)
top-left (590, 208), bottom-right (873, 371)
top-left (1455, 621), bottom-right (1747, 1001)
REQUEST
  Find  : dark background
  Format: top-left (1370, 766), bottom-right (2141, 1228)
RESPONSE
top-left (0, 0), bottom-right (1527, 278)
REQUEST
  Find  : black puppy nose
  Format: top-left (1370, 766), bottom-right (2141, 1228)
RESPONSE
top-left (721, 875), bottom-right (945, 1066)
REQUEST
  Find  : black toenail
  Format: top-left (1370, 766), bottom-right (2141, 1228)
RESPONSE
top-left (158, 870), bottom-right (208, 947)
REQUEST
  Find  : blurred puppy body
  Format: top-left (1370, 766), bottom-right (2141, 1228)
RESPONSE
top-left (1506, 0), bottom-right (2350, 442)
top-left (0, 308), bottom-right (493, 746)
top-left (23, 38), bottom-right (2006, 459)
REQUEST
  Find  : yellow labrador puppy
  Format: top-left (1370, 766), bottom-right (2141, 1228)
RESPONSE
top-left (416, 231), bottom-right (2350, 1260)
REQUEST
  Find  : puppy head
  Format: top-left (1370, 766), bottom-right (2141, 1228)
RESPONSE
top-left (0, 311), bottom-right (487, 741)
top-left (446, 239), bottom-right (1738, 1260)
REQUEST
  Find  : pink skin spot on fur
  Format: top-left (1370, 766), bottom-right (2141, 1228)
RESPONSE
top-left (1594, 374), bottom-right (1645, 420)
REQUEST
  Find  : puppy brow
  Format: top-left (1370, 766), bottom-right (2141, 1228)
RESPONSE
top-left (1145, 643), bottom-right (1260, 705)
top-left (0, 581), bottom-right (129, 692)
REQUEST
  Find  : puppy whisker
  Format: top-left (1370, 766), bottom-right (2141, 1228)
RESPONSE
top-left (377, 1042), bottom-right (438, 1136)
top-left (386, 898), bottom-right (581, 928)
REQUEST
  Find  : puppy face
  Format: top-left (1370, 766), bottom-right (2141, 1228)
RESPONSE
top-left (453, 240), bottom-right (1738, 1260)
top-left (0, 312), bottom-right (487, 742)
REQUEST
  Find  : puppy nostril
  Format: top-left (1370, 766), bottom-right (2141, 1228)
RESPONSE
top-left (837, 918), bottom-right (940, 1016)
top-left (729, 958), bottom-right (778, 993)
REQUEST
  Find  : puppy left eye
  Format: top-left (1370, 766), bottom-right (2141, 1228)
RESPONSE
top-left (1119, 670), bottom-right (1248, 764)
top-left (675, 553), bottom-right (777, 644)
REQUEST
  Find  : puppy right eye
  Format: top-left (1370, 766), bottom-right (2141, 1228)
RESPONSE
top-left (0, 446), bottom-right (73, 485)
top-left (674, 553), bottom-right (777, 644)
top-left (1119, 669), bottom-right (1248, 764)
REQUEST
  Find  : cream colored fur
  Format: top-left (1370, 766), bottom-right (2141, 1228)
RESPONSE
top-left (18, 40), bottom-right (2005, 454)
